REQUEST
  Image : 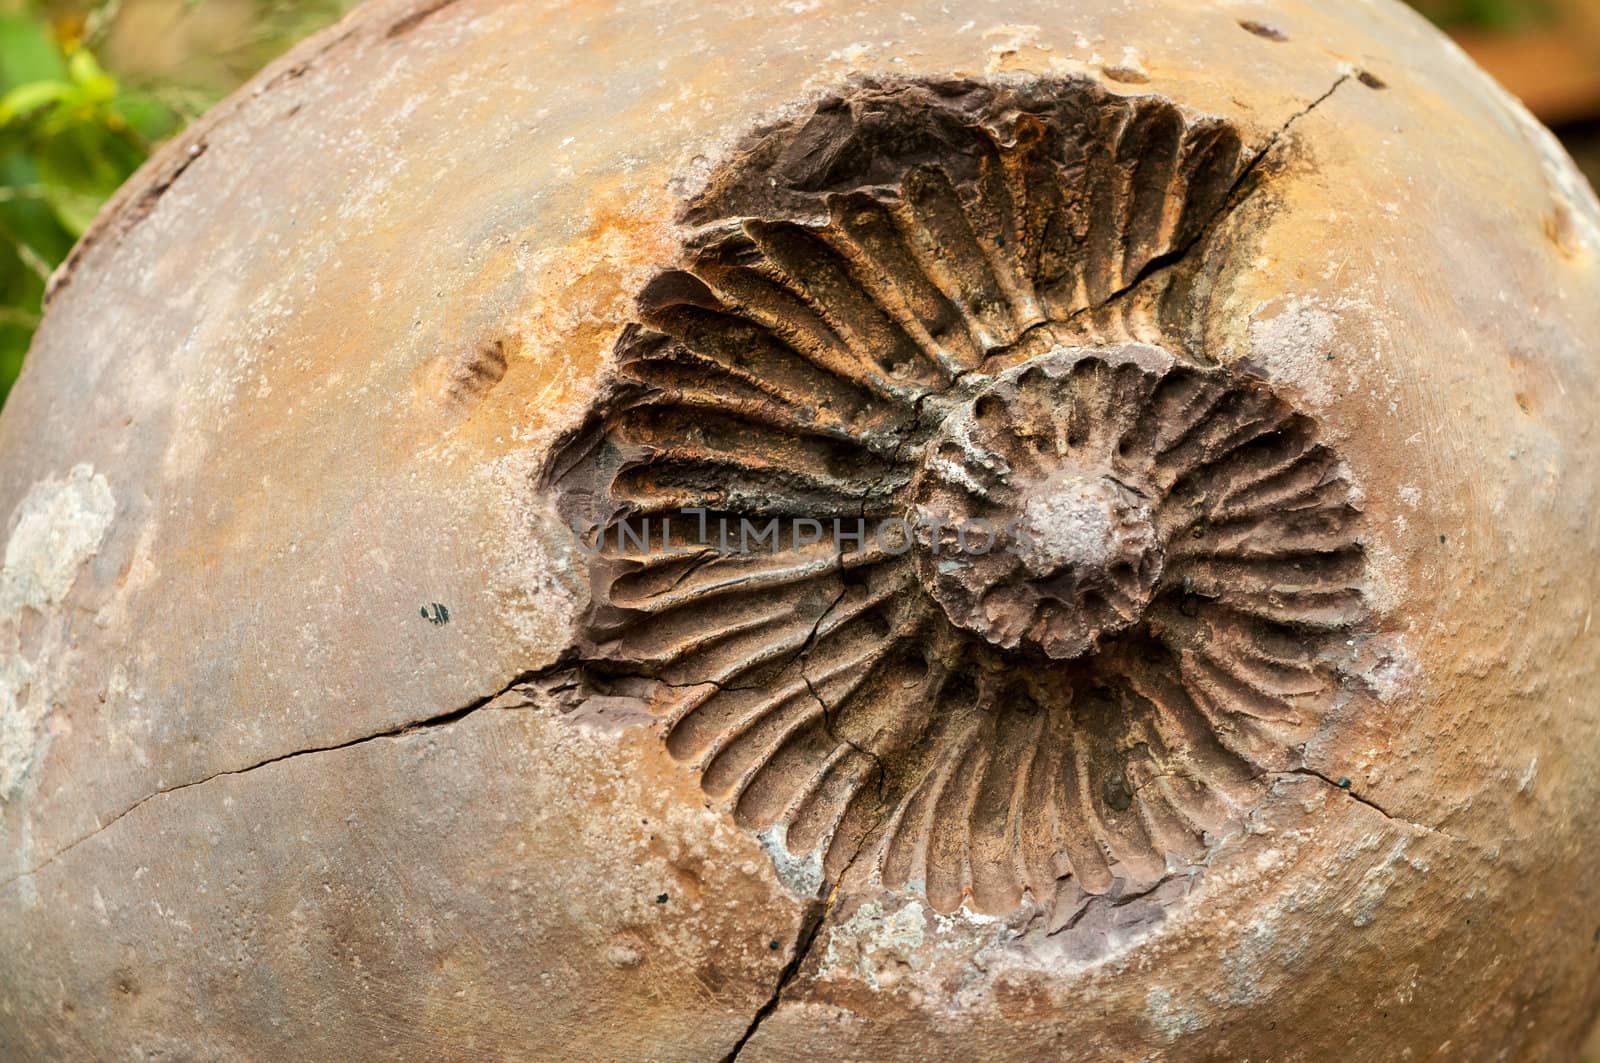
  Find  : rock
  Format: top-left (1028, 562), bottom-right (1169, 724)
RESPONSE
top-left (1, 0), bottom-right (1598, 1057)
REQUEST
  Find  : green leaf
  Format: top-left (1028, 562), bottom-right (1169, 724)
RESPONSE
top-left (0, 15), bottom-right (67, 91)
top-left (65, 48), bottom-right (115, 103)
top-left (0, 79), bottom-right (71, 125)
top-left (0, 151), bottom-right (76, 264)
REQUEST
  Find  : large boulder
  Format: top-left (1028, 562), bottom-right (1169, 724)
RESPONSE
top-left (1, 0), bottom-right (1598, 1057)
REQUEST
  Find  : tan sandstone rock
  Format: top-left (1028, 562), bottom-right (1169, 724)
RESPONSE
top-left (1, 0), bottom-right (1598, 1058)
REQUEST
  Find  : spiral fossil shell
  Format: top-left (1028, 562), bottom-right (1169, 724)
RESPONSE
top-left (562, 78), bottom-right (1370, 915)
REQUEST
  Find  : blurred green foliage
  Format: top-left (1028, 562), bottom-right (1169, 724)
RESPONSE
top-left (0, 13), bottom-right (180, 406)
top-left (0, 0), bottom-right (355, 409)
top-left (1417, 0), bottom-right (1551, 30)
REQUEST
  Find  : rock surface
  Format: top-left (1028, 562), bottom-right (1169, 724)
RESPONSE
top-left (0, 0), bottom-right (1597, 1058)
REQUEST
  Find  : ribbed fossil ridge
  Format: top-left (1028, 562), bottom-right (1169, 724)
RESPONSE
top-left (557, 77), bottom-right (1369, 916)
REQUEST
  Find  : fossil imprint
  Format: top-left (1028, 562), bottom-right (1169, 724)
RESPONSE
top-left (559, 78), bottom-right (1369, 915)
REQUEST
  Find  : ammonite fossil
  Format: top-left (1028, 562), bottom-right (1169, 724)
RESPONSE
top-left (563, 79), bottom-right (1368, 916)
top-left (4, 0), bottom-right (1600, 1059)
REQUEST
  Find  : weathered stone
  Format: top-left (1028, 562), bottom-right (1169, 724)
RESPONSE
top-left (1, 0), bottom-right (1598, 1058)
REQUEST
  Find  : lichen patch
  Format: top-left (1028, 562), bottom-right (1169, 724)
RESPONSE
top-left (0, 464), bottom-right (116, 800)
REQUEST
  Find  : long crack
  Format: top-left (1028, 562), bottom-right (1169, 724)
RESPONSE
top-left (1076, 71), bottom-right (1354, 334)
top-left (718, 896), bottom-right (829, 1063)
top-left (720, 582), bottom-right (896, 1061)
top-left (721, 800), bottom-right (889, 1062)
top-left (716, 607), bottom-right (899, 1062)
top-left (799, 582), bottom-right (891, 805)
top-left (0, 659), bottom-right (579, 889)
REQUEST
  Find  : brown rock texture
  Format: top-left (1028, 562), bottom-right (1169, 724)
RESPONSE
top-left (0, 0), bottom-right (1598, 1058)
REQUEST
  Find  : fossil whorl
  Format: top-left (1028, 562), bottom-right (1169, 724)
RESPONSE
top-left (558, 77), bottom-right (1369, 916)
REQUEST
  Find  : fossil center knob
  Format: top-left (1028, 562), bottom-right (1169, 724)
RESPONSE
top-left (911, 348), bottom-right (1168, 661)
top-left (1015, 473), bottom-right (1160, 583)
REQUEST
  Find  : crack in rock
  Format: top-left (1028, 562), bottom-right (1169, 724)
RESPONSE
top-left (0, 661), bottom-right (579, 889)
top-left (1081, 71), bottom-right (1354, 333)
top-left (1272, 768), bottom-right (1463, 843)
top-left (719, 897), bottom-right (828, 1063)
